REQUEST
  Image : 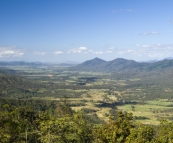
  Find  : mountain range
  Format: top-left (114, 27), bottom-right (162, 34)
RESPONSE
top-left (70, 57), bottom-right (173, 72)
top-left (1, 58), bottom-right (173, 73)
top-left (0, 61), bottom-right (77, 67)
top-left (0, 61), bottom-right (44, 66)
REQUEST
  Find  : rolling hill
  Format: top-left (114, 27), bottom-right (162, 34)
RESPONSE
top-left (70, 58), bottom-right (173, 72)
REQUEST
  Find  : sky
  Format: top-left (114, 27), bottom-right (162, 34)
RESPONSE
top-left (1, 0), bottom-right (173, 63)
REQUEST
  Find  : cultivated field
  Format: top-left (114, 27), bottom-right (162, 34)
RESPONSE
top-left (3, 65), bottom-right (173, 124)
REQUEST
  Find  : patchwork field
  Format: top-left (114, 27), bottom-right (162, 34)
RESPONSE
top-left (1, 65), bottom-right (173, 124)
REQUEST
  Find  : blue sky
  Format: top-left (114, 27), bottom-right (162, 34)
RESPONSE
top-left (1, 0), bottom-right (173, 63)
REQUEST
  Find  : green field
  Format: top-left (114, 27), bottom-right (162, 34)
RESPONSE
top-left (1, 65), bottom-right (173, 125)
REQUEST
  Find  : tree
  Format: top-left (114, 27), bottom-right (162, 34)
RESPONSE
top-left (126, 123), bottom-right (155, 143)
top-left (38, 110), bottom-right (93, 143)
top-left (0, 104), bottom-right (20, 143)
top-left (93, 111), bottom-right (134, 143)
top-left (155, 119), bottom-right (173, 143)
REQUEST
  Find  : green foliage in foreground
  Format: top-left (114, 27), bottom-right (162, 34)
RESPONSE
top-left (1, 103), bottom-right (173, 143)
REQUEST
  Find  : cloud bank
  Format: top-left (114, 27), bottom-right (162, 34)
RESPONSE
top-left (116, 43), bottom-right (173, 59)
top-left (1, 44), bottom-right (173, 61)
top-left (0, 46), bottom-right (24, 57)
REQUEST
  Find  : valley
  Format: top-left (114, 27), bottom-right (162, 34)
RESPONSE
top-left (1, 58), bottom-right (173, 125)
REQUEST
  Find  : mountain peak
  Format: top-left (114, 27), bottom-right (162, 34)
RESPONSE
top-left (82, 57), bottom-right (106, 66)
top-left (93, 57), bottom-right (101, 59)
top-left (92, 57), bottom-right (105, 61)
top-left (70, 57), bottom-right (106, 71)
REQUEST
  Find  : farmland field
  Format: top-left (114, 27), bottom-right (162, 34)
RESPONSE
top-left (1, 64), bottom-right (173, 125)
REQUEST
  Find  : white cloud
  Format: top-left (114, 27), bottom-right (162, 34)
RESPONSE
top-left (34, 51), bottom-right (46, 55)
top-left (151, 31), bottom-right (158, 35)
top-left (142, 45), bottom-right (150, 48)
top-left (0, 46), bottom-right (24, 57)
top-left (78, 47), bottom-right (87, 50)
top-left (134, 43), bottom-right (173, 58)
top-left (117, 51), bottom-right (127, 55)
top-left (106, 50), bottom-right (112, 53)
top-left (139, 31), bottom-right (159, 35)
top-left (140, 32), bottom-right (148, 35)
top-left (109, 43), bottom-right (173, 59)
top-left (141, 43), bottom-right (173, 50)
top-left (68, 49), bottom-right (80, 53)
top-left (127, 50), bottom-right (134, 53)
top-left (68, 47), bottom-right (87, 53)
top-left (148, 53), bottom-right (163, 58)
top-left (14, 52), bottom-right (24, 57)
top-left (92, 51), bottom-right (103, 55)
top-left (54, 51), bottom-right (63, 55)
top-left (68, 47), bottom-right (112, 55)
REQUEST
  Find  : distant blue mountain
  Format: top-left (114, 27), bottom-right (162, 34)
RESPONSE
top-left (0, 61), bottom-right (44, 66)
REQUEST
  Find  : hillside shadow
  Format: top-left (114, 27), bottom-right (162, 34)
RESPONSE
top-left (96, 101), bottom-right (140, 108)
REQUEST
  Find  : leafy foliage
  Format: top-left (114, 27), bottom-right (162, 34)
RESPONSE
top-left (1, 102), bottom-right (173, 143)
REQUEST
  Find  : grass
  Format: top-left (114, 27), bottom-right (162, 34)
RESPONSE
top-left (146, 100), bottom-right (171, 106)
top-left (117, 100), bottom-right (173, 125)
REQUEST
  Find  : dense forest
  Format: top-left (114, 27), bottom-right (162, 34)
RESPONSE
top-left (1, 99), bottom-right (173, 143)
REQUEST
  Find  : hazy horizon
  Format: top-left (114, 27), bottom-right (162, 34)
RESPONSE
top-left (0, 56), bottom-right (171, 64)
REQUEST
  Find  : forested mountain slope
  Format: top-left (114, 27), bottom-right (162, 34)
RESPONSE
top-left (70, 57), bottom-right (106, 71)
top-left (71, 58), bottom-right (173, 72)
top-left (0, 72), bottom-right (43, 98)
